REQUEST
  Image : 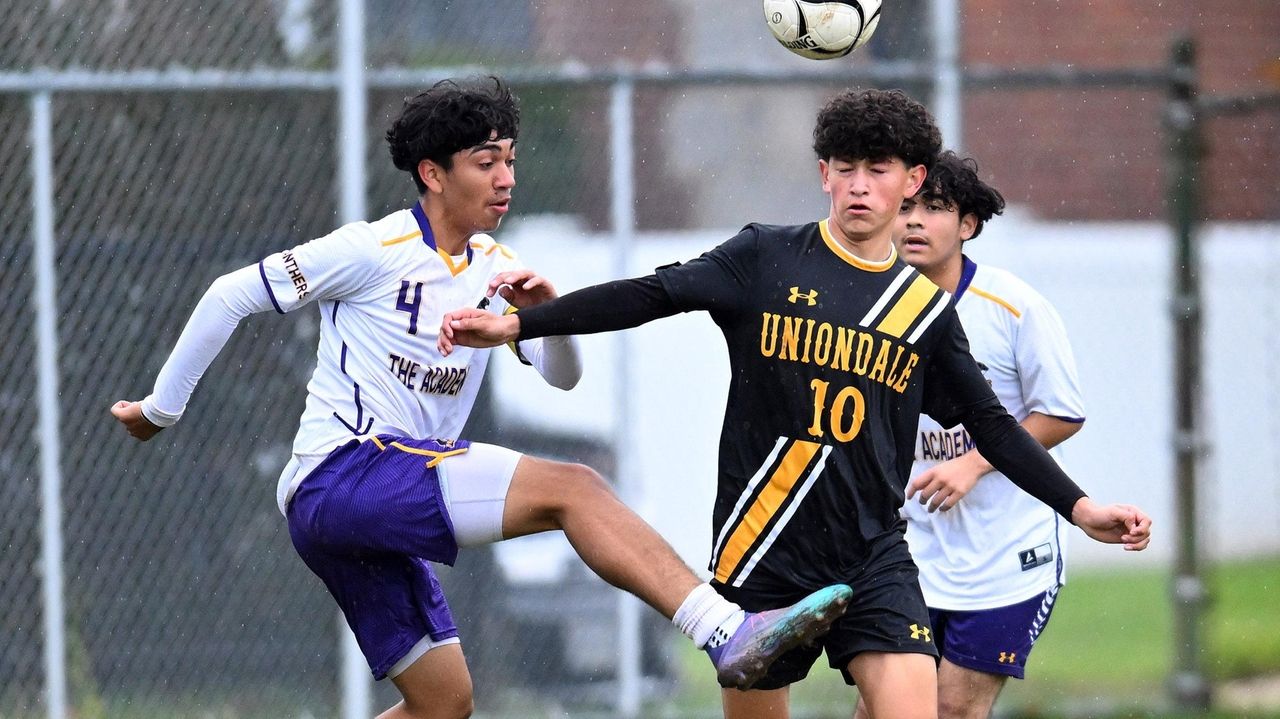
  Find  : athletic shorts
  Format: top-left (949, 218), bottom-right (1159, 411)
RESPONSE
top-left (929, 586), bottom-right (1060, 680)
top-left (714, 532), bottom-right (937, 690)
top-left (286, 435), bottom-right (520, 680)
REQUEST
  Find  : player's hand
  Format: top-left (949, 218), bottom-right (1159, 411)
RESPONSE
top-left (110, 400), bottom-right (164, 441)
top-left (487, 270), bottom-right (557, 309)
top-left (438, 308), bottom-right (521, 356)
top-left (1071, 497), bottom-right (1152, 551)
top-left (906, 453), bottom-right (988, 512)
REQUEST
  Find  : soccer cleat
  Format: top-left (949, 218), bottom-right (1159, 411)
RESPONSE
top-left (706, 584), bottom-right (853, 690)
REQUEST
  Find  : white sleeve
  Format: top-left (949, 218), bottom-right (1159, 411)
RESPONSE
top-left (482, 251), bottom-right (583, 391)
top-left (515, 334), bottom-right (583, 390)
top-left (258, 222), bottom-right (380, 313)
top-left (139, 265), bottom-right (276, 427)
top-left (1015, 294), bottom-right (1086, 422)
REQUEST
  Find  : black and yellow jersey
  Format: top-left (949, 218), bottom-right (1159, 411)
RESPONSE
top-left (654, 220), bottom-right (991, 595)
top-left (514, 218), bottom-right (1086, 598)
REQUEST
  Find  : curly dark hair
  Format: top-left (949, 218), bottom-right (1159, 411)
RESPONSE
top-left (812, 89), bottom-right (941, 169)
top-left (386, 76), bottom-right (520, 193)
top-left (918, 151), bottom-right (1006, 240)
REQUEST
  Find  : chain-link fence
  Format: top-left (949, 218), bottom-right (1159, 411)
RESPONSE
top-left (4, 1), bottom-right (1278, 718)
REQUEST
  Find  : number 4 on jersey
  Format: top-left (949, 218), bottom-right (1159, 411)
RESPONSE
top-left (397, 280), bottom-right (423, 334)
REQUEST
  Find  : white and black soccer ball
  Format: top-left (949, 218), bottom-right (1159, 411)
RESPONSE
top-left (762, 0), bottom-right (882, 60)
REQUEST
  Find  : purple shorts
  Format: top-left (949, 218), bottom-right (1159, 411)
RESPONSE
top-left (929, 587), bottom-right (1060, 679)
top-left (287, 436), bottom-right (469, 680)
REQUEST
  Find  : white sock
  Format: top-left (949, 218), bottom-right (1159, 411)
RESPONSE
top-left (672, 583), bottom-right (746, 650)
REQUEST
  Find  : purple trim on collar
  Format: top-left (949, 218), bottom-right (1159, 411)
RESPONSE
top-left (955, 256), bottom-right (978, 300)
top-left (412, 201), bottom-right (472, 265)
top-left (258, 260), bottom-right (284, 314)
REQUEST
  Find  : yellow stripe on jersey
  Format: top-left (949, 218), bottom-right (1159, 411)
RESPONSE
top-left (503, 305), bottom-right (525, 360)
top-left (967, 286), bottom-right (1022, 318)
top-left (819, 219), bottom-right (897, 272)
top-left (470, 241), bottom-right (516, 259)
top-left (714, 439), bottom-right (822, 583)
top-left (381, 230), bottom-right (422, 247)
top-left (437, 248), bottom-right (469, 276)
top-left (876, 274), bottom-right (942, 338)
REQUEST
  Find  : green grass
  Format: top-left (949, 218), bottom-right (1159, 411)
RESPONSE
top-left (1206, 557), bottom-right (1280, 679)
top-left (1001, 556), bottom-right (1280, 715)
top-left (661, 556), bottom-right (1280, 718)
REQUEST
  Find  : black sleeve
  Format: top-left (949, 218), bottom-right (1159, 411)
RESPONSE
top-left (923, 311), bottom-right (1087, 521)
top-left (920, 309), bottom-right (994, 428)
top-left (516, 274), bottom-right (679, 340)
top-left (517, 227), bottom-right (758, 340)
top-left (654, 226), bottom-right (758, 314)
top-left (964, 402), bottom-right (1087, 521)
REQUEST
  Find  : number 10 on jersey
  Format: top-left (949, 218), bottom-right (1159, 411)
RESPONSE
top-left (807, 378), bottom-right (866, 442)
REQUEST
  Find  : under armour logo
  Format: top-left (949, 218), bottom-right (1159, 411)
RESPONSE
top-left (998, 651), bottom-right (1017, 664)
top-left (909, 624), bottom-right (931, 642)
top-left (788, 287), bottom-right (818, 306)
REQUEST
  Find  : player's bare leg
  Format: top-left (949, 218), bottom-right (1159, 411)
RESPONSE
top-left (854, 694), bottom-right (871, 719)
top-left (853, 655), bottom-right (1009, 719)
top-left (847, 652), bottom-right (937, 719)
top-left (499, 454), bottom-right (851, 689)
top-left (500, 454), bottom-right (699, 616)
top-left (935, 658), bottom-right (1006, 719)
top-left (382, 643), bottom-right (473, 719)
top-left (722, 685), bottom-right (792, 719)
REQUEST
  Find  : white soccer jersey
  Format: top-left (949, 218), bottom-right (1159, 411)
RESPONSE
top-left (904, 258), bottom-right (1085, 611)
top-left (141, 204), bottom-right (575, 514)
top-left (258, 205), bottom-right (528, 502)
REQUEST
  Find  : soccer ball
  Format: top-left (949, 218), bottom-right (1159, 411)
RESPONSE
top-left (763, 0), bottom-right (882, 60)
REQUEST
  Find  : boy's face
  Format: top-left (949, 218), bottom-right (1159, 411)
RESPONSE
top-left (893, 194), bottom-right (977, 275)
top-left (421, 133), bottom-right (516, 234)
top-left (820, 157), bottom-right (926, 245)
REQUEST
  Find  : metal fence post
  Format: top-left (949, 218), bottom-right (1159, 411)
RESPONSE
top-left (929, 0), bottom-right (962, 149)
top-left (1165, 35), bottom-right (1211, 713)
top-left (30, 89), bottom-right (68, 719)
top-left (609, 75), bottom-right (643, 719)
top-left (338, 0), bottom-right (371, 717)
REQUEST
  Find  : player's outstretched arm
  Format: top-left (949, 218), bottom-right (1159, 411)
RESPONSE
top-left (927, 313), bottom-right (1153, 549)
top-left (442, 274), bottom-right (682, 357)
top-left (439, 308), bottom-right (520, 355)
top-left (109, 265), bottom-right (278, 441)
top-left (1071, 497), bottom-right (1152, 551)
top-left (110, 400), bottom-right (164, 441)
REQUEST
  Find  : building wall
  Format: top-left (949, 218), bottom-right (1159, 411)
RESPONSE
top-left (962, 0), bottom-right (1280, 220)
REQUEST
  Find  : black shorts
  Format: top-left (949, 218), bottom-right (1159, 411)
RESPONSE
top-left (714, 533), bottom-right (937, 690)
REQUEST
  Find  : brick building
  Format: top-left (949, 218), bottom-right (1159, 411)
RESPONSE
top-left (531, 1), bottom-right (1278, 226)
top-left (961, 0), bottom-right (1280, 220)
